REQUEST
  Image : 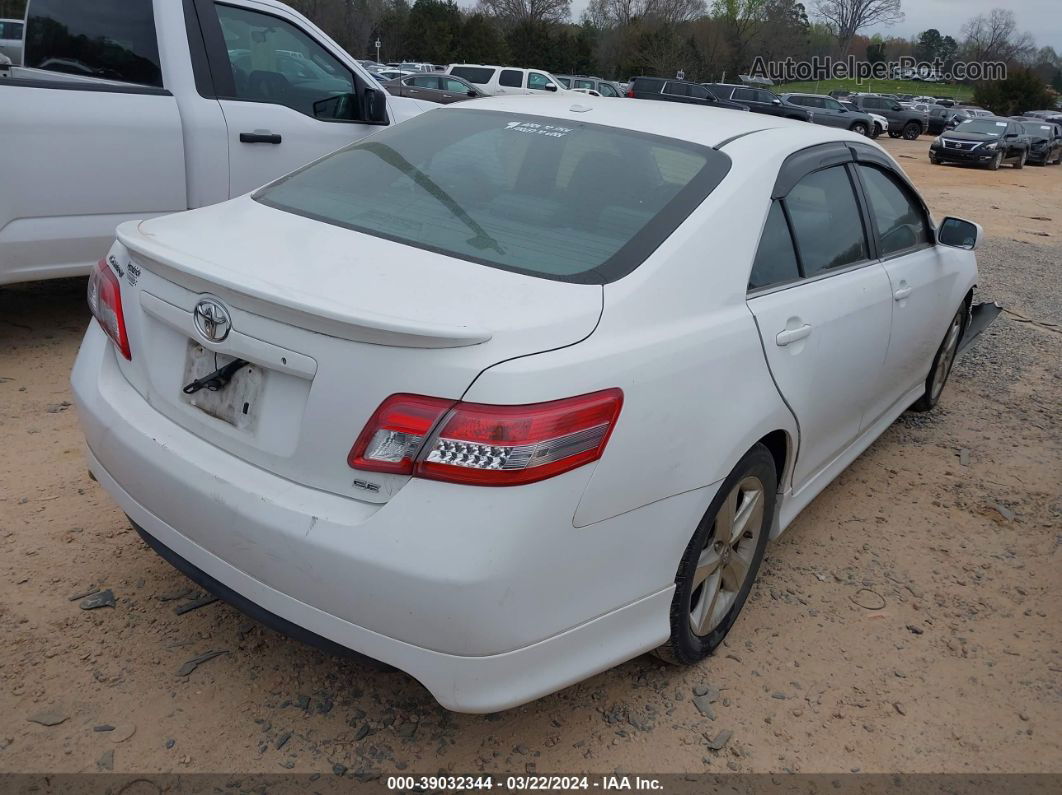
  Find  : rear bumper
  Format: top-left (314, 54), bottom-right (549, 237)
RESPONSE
top-left (72, 324), bottom-right (702, 712)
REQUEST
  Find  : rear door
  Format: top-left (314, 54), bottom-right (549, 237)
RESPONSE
top-left (853, 162), bottom-right (954, 421)
top-left (496, 68), bottom-right (524, 95)
top-left (199, 1), bottom-right (381, 197)
top-left (747, 162), bottom-right (893, 490)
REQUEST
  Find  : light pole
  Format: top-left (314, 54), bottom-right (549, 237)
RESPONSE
top-left (375, 39), bottom-right (381, 64)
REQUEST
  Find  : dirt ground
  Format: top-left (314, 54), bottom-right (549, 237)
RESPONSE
top-left (0, 137), bottom-right (1059, 776)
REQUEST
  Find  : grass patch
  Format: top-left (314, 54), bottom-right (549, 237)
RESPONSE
top-left (774, 78), bottom-right (973, 102)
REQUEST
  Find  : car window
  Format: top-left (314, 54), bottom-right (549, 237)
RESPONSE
top-left (555, 76), bottom-right (571, 88)
top-left (599, 82), bottom-right (619, 97)
top-left (688, 84), bottom-right (711, 100)
top-left (863, 97), bottom-right (882, 109)
top-left (499, 69), bottom-right (522, 88)
top-left (733, 88), bottom-right (757, 102)
top-left (757, 90), bottom-right (776, 103)
top-left (823, 98), bottom-right (844, 111)
top-left (215, 4), bottom-right (354, 120)
top-left (410, 74), bottom-right (440, 89)
top-left (449, 66), bottom-right (494, 84)
top-left (527, 72), bottom-right (554, 91)
top-left (785, 166), bottom-right (868, 276)
top-left (857, 166), bottom-right (930, 257)
top-left (0, 20), bottom-right (24, 39)
top-left (749, 202), bottom-right (800, 291)
top-left (24, 0), bottom-right (162, 86)
top-left (255, 108), bottom-right (729, 283)
top-left (663, 81), bottom-right (688, 97)
top-left (443, 77), bottom-right (470, 93)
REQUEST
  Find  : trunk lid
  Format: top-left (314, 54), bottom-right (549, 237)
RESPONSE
top-left (112, 197), bottom-right (602, 503)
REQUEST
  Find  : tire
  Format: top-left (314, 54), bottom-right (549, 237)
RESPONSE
top-left (888, 130), bottom-right (902, 139)
top-left (1013, 150), bottom-right (1026, 169)
top-left (929, 154), bottom-right (940, 165)
top-left (988, 151), bottom-right (1003, 170)
top-left (850, 122), bottom-right (869, 137)
top-left (654, 444), bottom-right (776, 666)
top-left (902, 122), bottom-right (922, 140)
top-left (910, 304), bottom-right (967, 412)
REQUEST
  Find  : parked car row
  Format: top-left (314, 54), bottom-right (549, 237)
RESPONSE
top-left (929, 116), bottom-right (1062, 169)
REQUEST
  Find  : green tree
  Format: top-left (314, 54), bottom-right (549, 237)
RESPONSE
top-left (972, 68), bottom-right (1053, 116)
top-left (866, 34), bottom-right (886, 64)
top-left (457, 13), bottom-right (509, 64)
top-left (404, 0), bottom-right (463, 63)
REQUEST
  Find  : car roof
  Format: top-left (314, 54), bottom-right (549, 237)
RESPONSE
top-left (432, 94), bottom-right (857, 150)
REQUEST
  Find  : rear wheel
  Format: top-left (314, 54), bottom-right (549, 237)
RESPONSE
top-left (850, 122), bottom-right (869, 137)
top-left (902, 122), bottom-right (922, 140)
top-left (910, 305), bottom-right (966, 412)
top-left (654, 445), bottom-right (775, 665)
top-left (1013, 150), bottom-right (1026, 169)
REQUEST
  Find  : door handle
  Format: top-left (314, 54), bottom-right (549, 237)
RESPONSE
top-left (776, 324), bottom-right (812, 347)
top-left (239, 132), bottom-right (282, 144)
top-left (893, 285), bottom-right (913, 301)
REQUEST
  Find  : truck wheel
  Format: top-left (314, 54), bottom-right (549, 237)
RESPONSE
top-left (850, 122), bottom-right (869, 137)
top-left (1013, 150), bottom-right (1026, 169)
top-left (902, 122), bottom-right (922, 140)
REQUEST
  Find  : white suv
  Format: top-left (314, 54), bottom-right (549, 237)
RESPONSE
top-left (445, 64), bottom-right (565, 96)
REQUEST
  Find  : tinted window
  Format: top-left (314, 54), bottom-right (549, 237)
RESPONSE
top-left (862, 97), bottom-right (883, 109)
top-left (215, 4), bottom-right (354, 120)
top-left (443, 77), bottom-right (471, 93)
top-left (823, 98), bottom-right (844, 111)
top-left (663, 81), bottom-right (688, 97)
top-left (785, 166), bottom-right (868, 276)
top-left (255, 109), bottom-right (729, 283)
top-left (499, 69), bottom-right (522, 88)
top-left (527, 72), bottom-right (554, 91)
top-left (574, 79), bottom-right (594, 90)
top-left (409, 74), bottom-right (440, 89)
top-left (688, 84), bottom-right (710, 100)
top-left (599, 82), bottom-right (619, 97)
top-left (733, 88), bottom-right (757, 102)
top-left (24, 0), bottom-right (161, 86)
top-left (749, 202), bottom-right (800, 290)
top-left (555, 76), bottom-right (571, 88)
top-left (857, 166), bottom-right (929, 257)
top-left (0, 20), bottom-right (23, 39)
top-left (450, 66), bottom-right (495, 84)
top-left (756, 90), bottom-right (775, 103)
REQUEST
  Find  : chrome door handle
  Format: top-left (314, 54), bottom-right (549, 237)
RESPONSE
top-left (894, 286), bottom-right (913, 300)
top-left (776, 324), bottom-right (812, 346)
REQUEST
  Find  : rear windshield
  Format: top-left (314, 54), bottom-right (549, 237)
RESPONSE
top-left (449, 66), bottom-right (495, 85)
top-left (24, 0), bottom-right (161, 86)
top-left (255, 109), bottom-right (729, 284)
top-left (1022, 123), bottom-right (1054, 137)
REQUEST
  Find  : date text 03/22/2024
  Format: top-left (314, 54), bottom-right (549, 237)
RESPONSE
top-left (386, 776), bottom-right (664, 791)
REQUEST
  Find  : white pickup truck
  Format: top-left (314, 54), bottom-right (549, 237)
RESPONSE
top-left (0, 0), bottom-right (429, 285)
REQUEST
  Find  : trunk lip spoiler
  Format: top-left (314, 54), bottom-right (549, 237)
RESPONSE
top-left (117, 222), bottom-right (494, 349)
top-left (957, 301), bottom-right (1002, 356)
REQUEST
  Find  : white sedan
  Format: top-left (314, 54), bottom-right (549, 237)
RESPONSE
top-left (73, 96), bottom-right (990, 712)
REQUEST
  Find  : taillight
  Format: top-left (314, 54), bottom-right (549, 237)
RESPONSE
top-left (626, 88), bottom-right (635, 98)
top-left (87, 258), bottom-right (131, 360)
top-left (350, 389), bottom-right (623, 486)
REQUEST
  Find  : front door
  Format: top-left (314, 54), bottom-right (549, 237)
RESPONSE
top-left (207, 2), bottom-right (378, 197)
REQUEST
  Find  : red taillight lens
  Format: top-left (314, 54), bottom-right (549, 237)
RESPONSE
top-left (626, 88), bottom-right (635, 98)
top-left (350, 389), bottom-right (623, 486)
top-left (348, 394), bottom-right (456, 474)
top-left (87, 258), bottom-right (131, 360)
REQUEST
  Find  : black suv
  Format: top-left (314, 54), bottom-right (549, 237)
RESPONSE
top-left (626, 77), bottom-right (748, 111)
top-left (1015, 119), bottom-right (1062, 165)
top-left (846, 95), bottom-right (925, 139)
top-left (930, 117), bottom-right (1031, 169)
top-left (703, 83), bottom-right (810, 121)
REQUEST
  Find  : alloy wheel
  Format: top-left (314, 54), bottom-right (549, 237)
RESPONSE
top-left (931, 310), bottom-right (963, 401)
top-left (688, 476), bottom-right (764, 637)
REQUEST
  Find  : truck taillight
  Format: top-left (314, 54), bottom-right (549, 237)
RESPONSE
top-left (350, 389), bottom-right (623, 486)
top-left (87, 258), bottom-right (131, 360)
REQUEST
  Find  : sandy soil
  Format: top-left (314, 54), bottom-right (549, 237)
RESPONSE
top-left (0, 137), bottom-right (1059, 776)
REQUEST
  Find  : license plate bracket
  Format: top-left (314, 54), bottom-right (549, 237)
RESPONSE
top-left (181, 342), bottom-right (264, 431)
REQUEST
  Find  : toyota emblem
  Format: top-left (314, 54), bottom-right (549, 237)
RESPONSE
top-left (193, 297), bottom-right (232, 343)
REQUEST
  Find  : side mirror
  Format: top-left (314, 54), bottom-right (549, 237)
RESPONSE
top-left (938, 217), bottom-right (982, 250)
top-left (364, 87), bottom-right (388, 123)
top-left (772, 98), bottom-right (781, 105)
top-left (545, 83), bottom-right (558, 92)
top-left (467, 90), bottom-right (477, 97)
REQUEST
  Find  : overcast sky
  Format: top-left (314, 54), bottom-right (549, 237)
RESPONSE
top-left (555, 0), bottom-right (1062, 53)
